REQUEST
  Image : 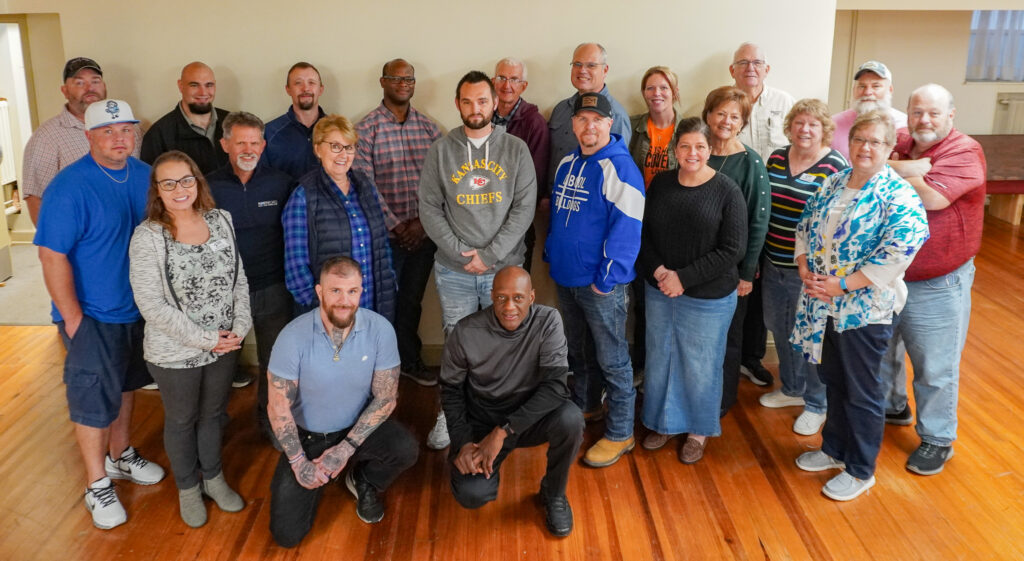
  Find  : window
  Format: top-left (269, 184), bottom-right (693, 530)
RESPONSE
top-left (967, 11), bottom-right (1024, 82)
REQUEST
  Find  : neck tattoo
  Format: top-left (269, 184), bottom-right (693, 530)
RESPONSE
top-left (95, 160), bottom-right (129, 184)
top-left (330, 320), bottom-right (353, 362)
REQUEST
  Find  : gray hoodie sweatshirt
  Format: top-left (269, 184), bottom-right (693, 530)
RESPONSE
top-left (418, 124), bottom-right (536, 272)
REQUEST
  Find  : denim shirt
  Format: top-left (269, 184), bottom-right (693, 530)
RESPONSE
top-left (790, 165), bottom-right (929, 364)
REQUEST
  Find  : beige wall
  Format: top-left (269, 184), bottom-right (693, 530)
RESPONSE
top-left (831, 10), bottom-right (1024, 135)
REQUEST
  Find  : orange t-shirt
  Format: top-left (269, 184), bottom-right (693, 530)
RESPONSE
top-left (643, 118), bottom-right (674, 187)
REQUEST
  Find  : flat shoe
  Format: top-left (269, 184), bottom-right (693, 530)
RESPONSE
top-left (679, 437), bottom-right (707, 464)
top-left (642, 432), bottom-right (671, 450)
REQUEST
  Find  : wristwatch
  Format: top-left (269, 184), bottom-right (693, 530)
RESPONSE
top-left (501, 422), bottom-right (514, 436)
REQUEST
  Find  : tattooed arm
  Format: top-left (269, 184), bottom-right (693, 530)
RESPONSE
top-left (313, 365), bottom-right (400, 479)
top-left (268, 371), bottom-right (327, 489)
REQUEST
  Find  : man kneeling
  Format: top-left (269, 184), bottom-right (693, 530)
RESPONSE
top-left (267, 256), bottom-right (418, 547)
top-left (441, 266), bottom-right (583, 537)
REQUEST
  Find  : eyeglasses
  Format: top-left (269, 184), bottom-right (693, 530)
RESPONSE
top-left (382, 76), bottom-right (416, 85)
top-left (320, 141), bottom-right (356, 154)
top-left (849, 137), bottom-right (890, 150)
top-left (493, 76), bottom-right (524, 85)
top-left (733, 59), bottom-right (766, 68)
top-left (570, 62), bottom-right (604, 71)
top-left (157, 175), bottom-right (198, 191)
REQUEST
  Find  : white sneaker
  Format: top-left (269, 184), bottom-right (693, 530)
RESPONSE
top-left (759, 389), bottom-right (806, 408)
top-left (795, 450), bottom-right (845, 472)
top-left (141, 382), bottom-right (158, 390)
top-left (427, 411), bottom-right (450, 450)
top-left (793, 410), bottom-right (827, 436)
top-left (105, 446), bottom-right (166, 485)
top-left (822, 472), bottom-right (876, 501)
top-left (84, 477), bottom-right (127, 530)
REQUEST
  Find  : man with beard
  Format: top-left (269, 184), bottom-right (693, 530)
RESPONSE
top-left (419, 70), bottom-right (537, 450)
top-left (353, 58), bottom-right (441, 387)
top-left (208, 111), bottom-right (297, 429)
top-left (831, 61), bottom-right (908, 160)
top-left (22, 57), bottom-right (142, 224)
top-left (142, 61), bottom-right (229, 173)
top-left (265, 62), bottom-right (327, 180)
top-left (266, 256), bottom-right (418, 548)
top-left (879, 84), bottom-right (986, 476)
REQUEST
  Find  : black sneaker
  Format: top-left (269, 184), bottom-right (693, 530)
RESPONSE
top-left (885, 405), bottom-right (914, 426)
top-left (906, 443), bottom-right (954, 475)
top-left (539, 492), bottom-right (573, 537)
top-left (400, 361), bottom-right (437, 387)
top-left (740, 361), bottom-right (773, 386)
top-left (345, 469), bottom-right (385, 523)
top-left (232, 371), bottom-right (253, 389)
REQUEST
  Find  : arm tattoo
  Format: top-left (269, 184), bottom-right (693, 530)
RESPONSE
top-left (268, 373), bottom-right (304, 459)
top-left (346, 366), bottom-right (399, 445)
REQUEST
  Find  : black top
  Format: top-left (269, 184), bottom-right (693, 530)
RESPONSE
top-left (141, 104), bottom-right (229, 174)
top-left (207, 161), bottom-right (296, 290)
top-left (638, 170), bottom-right (747, 299)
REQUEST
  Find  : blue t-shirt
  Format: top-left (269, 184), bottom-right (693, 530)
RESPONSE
top-left (33, 154), bottom-right (150, 323)
top-left (268, 307), bottom-right (400, 433)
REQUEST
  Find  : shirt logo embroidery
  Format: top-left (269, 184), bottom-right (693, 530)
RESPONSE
top-left (258, 200), bottom-right (279, 207)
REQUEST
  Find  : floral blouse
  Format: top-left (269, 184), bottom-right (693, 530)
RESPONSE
top-left (789, 165), bottom-right (929, 364)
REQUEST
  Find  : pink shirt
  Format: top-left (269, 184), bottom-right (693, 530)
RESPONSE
top-left (831, 107), bottom-right (907, 161)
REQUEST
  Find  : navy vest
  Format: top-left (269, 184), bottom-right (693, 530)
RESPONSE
top-left (302, 167), bottom-right (396, 323)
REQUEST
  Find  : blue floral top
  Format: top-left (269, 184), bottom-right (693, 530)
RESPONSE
top-left (789, 165), bottom-right (929, 364)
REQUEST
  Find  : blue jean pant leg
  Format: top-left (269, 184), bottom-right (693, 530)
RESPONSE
top-left (642, 285), bottom-right (735, 436)
top-left (902, 258), bottom-right (975, 447)
top-left (433, 262), bottom-right (494, 336)
top-left (878, 331), bottom-right (908, 414)
top-left (557, 284), bottom-right (634, 440)
top-left (761, 261), bottom-right (826, 413)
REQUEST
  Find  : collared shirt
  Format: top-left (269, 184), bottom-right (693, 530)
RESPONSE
top-left (352, 103), bottom-right (441, 227)
top-left (268, 307), bottom-right (399, 433)
top-left (737, 85), bottom-right (795, 162)
top-left (264, 105), bottom-right (326, 180)
top-left (21, 106), bottom-right (142, 198)
top-left (492, 98), bottom-right (522, 127)
top-left (547, 85), bottom-right (632, 190)
top-left (177, 103), bottom-right (218, 143)
top-left (282, 177), bottom-right (375, 309)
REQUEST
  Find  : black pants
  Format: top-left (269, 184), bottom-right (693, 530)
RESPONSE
top-left (250, 282), bottom-right (294, 438)
top-left (720, 293), bottom-right (750, 415)
top-left (269, 419), bottom-right (418, 548)
top-left (390, 237), bottom-right (436, 368)
top-left (741, 274), bottom-right (767, 365)
top-left (450, 401), bottom-right (583, 509)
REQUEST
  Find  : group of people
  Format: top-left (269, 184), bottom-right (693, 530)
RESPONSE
top-left (23, 40), bottom-right (985, 545)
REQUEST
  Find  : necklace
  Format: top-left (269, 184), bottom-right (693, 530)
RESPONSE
top-left (95, 160), bottom-right (130, 184)
top-left (329, 318), bottom-right (354, 361)
top-left (710, 152), bottom-right (731, 172)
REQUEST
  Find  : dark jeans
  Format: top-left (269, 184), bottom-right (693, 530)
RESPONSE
top-left (630, 276), bottom-right (646, 370)
top-left (251, 282), bottom-right (294, 437)
top-left (269, 419), bottom-right (418, 548)
top-left (450, 401), bottom-right (583, 509)
top-left (147, 353), bottom-right (238, 489)
top-left (390, 237), bottom-right (436, 368)
top-left (720, 293), bottom-right (751, 415)
top-left (522, 223), bottom-right (536, 274)
top-left (741, 274), bottom-right (767, 365)
top-left (819, 318), bottom-right (893, 480)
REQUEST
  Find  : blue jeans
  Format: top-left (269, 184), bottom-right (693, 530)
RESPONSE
top-left (880, 258), bottom-right (974, 447)
top-left (642, 285), bottom-right (736, 436)
top-left (761, 261), bottom-right (826, 413)
top-left (433, 262), bottom-right (495, 336)
top-left (556, 283), bottom-right (635, 441)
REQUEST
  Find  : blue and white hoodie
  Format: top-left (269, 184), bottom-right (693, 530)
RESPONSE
top-left (544, 134), bottom-right (645, 293)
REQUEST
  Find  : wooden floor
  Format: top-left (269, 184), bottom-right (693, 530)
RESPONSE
top-left (1, 215), bottom-right (1023, 561)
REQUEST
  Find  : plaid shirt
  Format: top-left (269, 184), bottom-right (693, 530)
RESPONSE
top-left (22, 106), bottom-right (142, 198)
top-left (353, 103), bottom-right (441, 227)
top-left (282, 180), bottom-right (376, 309)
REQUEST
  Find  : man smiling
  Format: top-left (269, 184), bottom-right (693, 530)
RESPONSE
top-left (265, 62), bottom-right (327, 179)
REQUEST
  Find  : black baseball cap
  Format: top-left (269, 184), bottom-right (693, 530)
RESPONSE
top-left (573, 92), bottom-right (612, 119)
top-left (63, 57), bottom-right (103, 81)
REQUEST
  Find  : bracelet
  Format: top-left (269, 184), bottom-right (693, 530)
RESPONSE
top-left (839, 277), bottom-right (850, 294)
top-left (288, 452), bottom-right (305, 464)
top-left (343, 436), bottom-right (359, 449)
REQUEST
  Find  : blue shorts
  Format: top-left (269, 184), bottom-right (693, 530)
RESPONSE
top-left (57, 316), bottom-right (151, 428)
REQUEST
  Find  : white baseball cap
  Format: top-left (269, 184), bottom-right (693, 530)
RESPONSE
top-left (84, 99), bottom-right (139, 130)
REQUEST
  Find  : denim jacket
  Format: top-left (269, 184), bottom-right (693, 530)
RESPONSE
top-left (790, 166), bottom-right (929, 363)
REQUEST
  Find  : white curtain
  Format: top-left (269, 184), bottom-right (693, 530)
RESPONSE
top-left (967, 10), bottom-right (1024, 82)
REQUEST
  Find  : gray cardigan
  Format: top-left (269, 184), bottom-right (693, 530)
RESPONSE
top-left (128, 209), bottom-right (252, 365)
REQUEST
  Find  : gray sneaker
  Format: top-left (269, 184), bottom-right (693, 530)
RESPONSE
top-left (822, 472), bottom-right (875, 501)
top-left (105, 446), bottom-right (165, 485)
top-left (906, 443), bottom-right (954, 475)
top-left (426, 411), bottom-right (450, 450)
top-left (795, 450), bottom-right (845, 472)
top-left (84, 477), bottom-right (127, 530)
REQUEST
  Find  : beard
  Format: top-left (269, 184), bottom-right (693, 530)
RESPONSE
top-left (854, 96), bottom-right (891, 115)
top-left (187, 102), bottom-right (213, 115)
top-left (297, 97), bottom-right (315, 111)
top-left (235, 154), bottom-right (258, 172)
top-left (327, 304), bottom-right (356, 330)
top-left (461, 111), bottom-right (492, 130)
top-left (911, 121), bottom-right (953, 145)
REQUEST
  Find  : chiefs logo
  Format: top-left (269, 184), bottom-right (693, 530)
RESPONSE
top-left (469, 176), bottom-right (489, 190)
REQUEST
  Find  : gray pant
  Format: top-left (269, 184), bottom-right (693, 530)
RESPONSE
top-left (148, 353), bottom-right (238, 489)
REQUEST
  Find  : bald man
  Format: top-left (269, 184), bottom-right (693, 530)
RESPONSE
top-left (440, 266), bottom-right (583, 537)
top-left (141, 61), bottom-right (230, 173)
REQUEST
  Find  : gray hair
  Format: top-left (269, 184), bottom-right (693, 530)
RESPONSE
top-left (909, 83), bottom-right (955, 112)
top-left (495, 57), bottom-right (528, 81)
top-left (222, 111), bottom-right (265, 139)
top-left (574, 43), bottom-right (608, 64)
top-left (733, 42), bottom-right (766, 63)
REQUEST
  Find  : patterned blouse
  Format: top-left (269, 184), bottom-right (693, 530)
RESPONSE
top-left (789, 165), bottom-right (929, 364)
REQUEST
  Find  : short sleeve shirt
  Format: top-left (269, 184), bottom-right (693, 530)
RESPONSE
top-left (268, 307), bottom-right (400, 432)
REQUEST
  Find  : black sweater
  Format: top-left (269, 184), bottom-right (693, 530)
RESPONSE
top-left (638, 170), bottom-right (747, 299)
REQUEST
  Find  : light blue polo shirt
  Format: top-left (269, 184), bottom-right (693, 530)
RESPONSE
top-left (269, 307), bottom-right (399, 432)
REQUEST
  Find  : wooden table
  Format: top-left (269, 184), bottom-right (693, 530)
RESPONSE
top-left (974, 134), bottom-right (1024, 225)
